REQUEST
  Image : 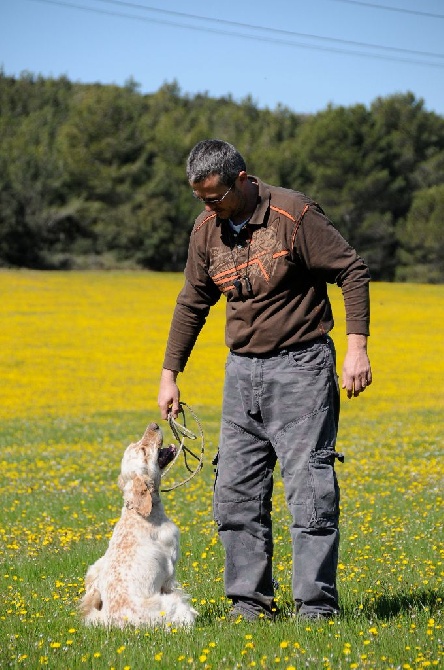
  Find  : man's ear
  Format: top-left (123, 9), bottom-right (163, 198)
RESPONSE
top-left (130, 475), bottom-right (153, 517)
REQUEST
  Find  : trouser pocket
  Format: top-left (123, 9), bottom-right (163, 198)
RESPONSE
top-left (308, 449), bottom-right (342, 527)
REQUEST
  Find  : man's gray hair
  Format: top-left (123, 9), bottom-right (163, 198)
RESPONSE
top-left (186, 139), bottom-right (246, 186)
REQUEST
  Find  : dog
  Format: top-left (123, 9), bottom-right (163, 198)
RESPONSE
top-left (79, 422), bottom-right (197, 628)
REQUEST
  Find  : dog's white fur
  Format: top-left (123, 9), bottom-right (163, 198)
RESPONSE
top-left (79, 422), bottom-right (197, 628)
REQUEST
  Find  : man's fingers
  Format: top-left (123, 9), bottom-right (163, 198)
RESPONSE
top-left (169, 400), bottom-right (181, 419)
top-left (342, 374), bottom-right (371, 398)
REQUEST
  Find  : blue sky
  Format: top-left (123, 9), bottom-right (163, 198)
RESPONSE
top-left (1, 0), bottom-right (444, 115)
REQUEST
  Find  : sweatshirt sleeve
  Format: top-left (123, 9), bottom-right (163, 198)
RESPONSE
top-left (294, 205), bottom-right (371, 336)
top-left (162, 231), bottom-right (221, 372)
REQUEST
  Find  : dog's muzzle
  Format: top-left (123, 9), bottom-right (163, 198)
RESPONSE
top-left (158, 444), bottom-right (177, 470)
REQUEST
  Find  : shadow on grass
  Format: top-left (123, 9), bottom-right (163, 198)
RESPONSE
top-left (366, 588), bottom-right (443, 619)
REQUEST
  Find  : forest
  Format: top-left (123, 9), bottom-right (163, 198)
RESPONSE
top-left (1, 71), bottom-right (443, 282)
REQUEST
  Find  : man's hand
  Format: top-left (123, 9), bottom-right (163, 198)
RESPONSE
top-left (342, 334), bottom-right (372, 399)
top-left (158, 368), bottom-right (181, 419)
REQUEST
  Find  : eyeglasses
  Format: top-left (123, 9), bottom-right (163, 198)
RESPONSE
top-left (192, 182), bottom-right (235, 205)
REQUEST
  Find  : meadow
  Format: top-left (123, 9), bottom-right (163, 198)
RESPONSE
top-left (0, 270), bottom-right (442, 670)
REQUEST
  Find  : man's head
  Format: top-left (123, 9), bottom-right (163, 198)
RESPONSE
top-left (186, 139), bottom-right (246, 186)
top-left (187, 140), bottom-right (254, 219)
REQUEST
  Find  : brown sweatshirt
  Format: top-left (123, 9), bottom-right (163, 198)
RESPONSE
top-left (163, 177), bottom-right (370, 372)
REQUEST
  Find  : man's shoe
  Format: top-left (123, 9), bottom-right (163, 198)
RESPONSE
top-left (228, 602), bottom-right (279, 622)
top-left (295, 609), bottom-right (339, 621)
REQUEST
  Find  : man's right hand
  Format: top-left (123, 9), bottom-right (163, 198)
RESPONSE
top-left (158, 368), bottom-right (180, 419)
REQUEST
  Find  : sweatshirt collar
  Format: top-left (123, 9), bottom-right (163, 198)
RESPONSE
top-left (217, 176), bottom-right (270, 229)
top-left (247, 176), bottom-right (271, 227)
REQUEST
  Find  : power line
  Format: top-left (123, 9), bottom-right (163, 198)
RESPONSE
top-left (324, 0), bottom-right (444, 20)
top-left (27, 0), bottom-right (444, 68)
top-left (91, 0), bottom-right (444, 61)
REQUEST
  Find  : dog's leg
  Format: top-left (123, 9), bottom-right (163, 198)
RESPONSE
top-left (158, 592), bottom-right (198, 627)
top-left (133, 592), bottom-right (197, 627)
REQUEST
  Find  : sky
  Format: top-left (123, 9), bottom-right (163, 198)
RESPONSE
top-left (1, 0), bottom-right (444, 116)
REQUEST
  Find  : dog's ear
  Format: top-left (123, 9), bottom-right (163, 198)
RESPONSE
top-left (130, 474), bottom-right (153, 517)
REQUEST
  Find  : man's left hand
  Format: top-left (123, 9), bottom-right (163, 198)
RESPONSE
top-left (342, 334), bottom-right (372, 399)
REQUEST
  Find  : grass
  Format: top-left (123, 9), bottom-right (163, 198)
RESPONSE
top-left (0, 270), bottom-right (443, 669)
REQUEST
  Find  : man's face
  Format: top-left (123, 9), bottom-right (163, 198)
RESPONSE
top-left (191, 173), bottom-right (239, 219)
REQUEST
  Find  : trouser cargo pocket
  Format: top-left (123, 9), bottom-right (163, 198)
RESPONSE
top-left (308, 449), bottom-right (342, 527)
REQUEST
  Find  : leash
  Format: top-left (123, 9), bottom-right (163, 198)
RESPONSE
top-left (160, 402), bottom-right (205, 492)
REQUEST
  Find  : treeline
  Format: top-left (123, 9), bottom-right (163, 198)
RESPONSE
top-left (1, 71), bottom-right (444, 281)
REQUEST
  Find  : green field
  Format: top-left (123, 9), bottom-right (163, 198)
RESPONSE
top-left (1, 272), bottom-right (443, 669)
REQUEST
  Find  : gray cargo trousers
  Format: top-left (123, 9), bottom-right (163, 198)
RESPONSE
top-left (213, 336), bottom-right (341, 618)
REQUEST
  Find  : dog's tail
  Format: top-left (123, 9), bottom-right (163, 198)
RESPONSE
top-left (78, 560), bottom-right (104, 619)
top-left (78, 587), bottom-right (103, 618)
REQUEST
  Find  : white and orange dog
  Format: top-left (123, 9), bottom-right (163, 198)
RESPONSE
top-left (79, 422), bottom-right (197, 628)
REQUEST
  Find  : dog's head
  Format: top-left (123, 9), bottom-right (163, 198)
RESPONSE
top-left (118, 422), bottom-right (177, 516)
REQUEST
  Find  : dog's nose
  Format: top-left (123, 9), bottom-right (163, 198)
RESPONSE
top-left (148, 422), bottom-right (159, 431)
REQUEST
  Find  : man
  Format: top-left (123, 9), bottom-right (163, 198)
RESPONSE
top-left (158, 139), bottom-right (372, 621)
